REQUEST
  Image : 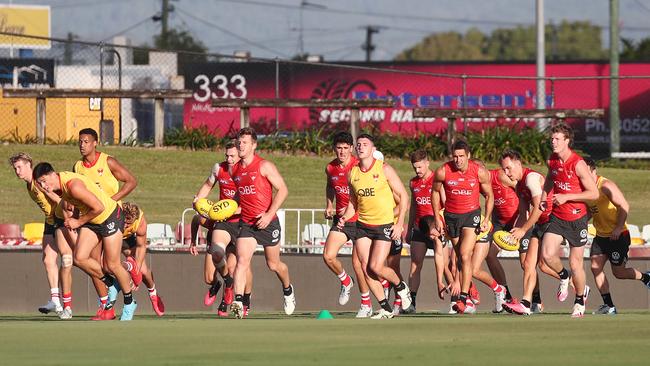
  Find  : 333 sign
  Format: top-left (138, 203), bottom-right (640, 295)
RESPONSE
top-left (192, 74), bottom-right (248, 102)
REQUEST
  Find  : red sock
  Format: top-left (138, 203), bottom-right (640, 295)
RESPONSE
top-left (381, 280), bottom-right (390, 289)
top-left (361, 292), bottom-right (371, 306)
top-left (393, 296), bottom-right (402, 307)
top-left (99, 296), bottom-right (108, 308)
top-left (63, 293), bottom-right (72, 309)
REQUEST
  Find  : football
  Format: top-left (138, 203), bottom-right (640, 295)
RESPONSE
top-left (477, 215), bottom-right (493, 241)
top-left (193, 198), bottom-right (215, 219)
top-left (209, 199), bottom-right (238, 222)
top-left (493, 230), bottom-right (520, 251)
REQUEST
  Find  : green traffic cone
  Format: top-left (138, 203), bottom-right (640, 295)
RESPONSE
top-left (316, 309), bottom-right (334, 319)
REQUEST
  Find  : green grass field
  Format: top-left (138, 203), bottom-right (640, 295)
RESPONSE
top-left (1, 312), bottom-right (650, 365)
top-left (2, 144), bottom-right (650, 228)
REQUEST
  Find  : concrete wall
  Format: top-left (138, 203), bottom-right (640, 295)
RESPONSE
top-left (2, 251), bottom-right (649, 314)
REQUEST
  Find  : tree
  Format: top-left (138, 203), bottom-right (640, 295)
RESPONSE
top-left (395, 21), bottom-right (606, 62)
top-left (621, 37), bottom-right (650, 61)
top-left (133, 28), bottom-right (208, 66)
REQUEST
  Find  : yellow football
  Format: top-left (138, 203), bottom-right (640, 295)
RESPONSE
top-left (493, 230), bottom-right (520, 251)
top-left (477, 215), bottom-right (493, 241)
top-left (209, 199), bottom-right (238, 222)
top-left (194, 198), bottom-right (215, 219)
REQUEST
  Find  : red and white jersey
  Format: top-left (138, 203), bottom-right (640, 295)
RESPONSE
top-left (517, 167), bottom-right (552, 224)
top-left (490, 169), bottom-right (518, 225)
top-left (232, 155), bottom-right (274, 225)
top-left (326, 156), bottom-right (359, 222)
top-left (410, 172), bottom-right (434, 226)
top-left (442, 160), bottom-right (481, 215)
top-left (208, 161), bottom-right (239, 222)
top-left (547, 150), bottom-right (588, 220)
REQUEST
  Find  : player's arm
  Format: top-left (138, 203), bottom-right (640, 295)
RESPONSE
top-left (257, 160), bottom-right (288, 229)
top-left (107, 156), bottom-right (138, 201)
top-left (324, 167), bottom-right (335, 219)
top-left (133, 214), bottom-right (148, 269)
top-left (431, 166), bottom-right (445, 232)
top-left (384, 163), bottom-right (409, 241)
top-left (39, 184), bottom-right (62, 205)
top-left (478, 166), bottom-right (494, 231)
top-left (540, 164), bottom-right (554, 211)
top-left (553, 160), bottom-right (599, 205)
top-left (65, 179), bottom-right (105, 229)
top-left (195, 164), bottom-right (219, 201)
top-left (407, 186), bottom-right (416, 236)
top-left (338, 172), bottom-right (358, 228)
top-left (601, 179), bottom-right (629, 240)
top-left (512, 173), bottom-right (545, 240)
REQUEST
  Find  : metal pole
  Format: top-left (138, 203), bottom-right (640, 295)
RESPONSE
top-left (535, 0), bottom-right (547, 131)
top-left (154, 97), bottom-right (164, 147)
top-left (461, 75), bottom-right (468, 133)
top-left (36, 97), bottom-right (46, 144)
top-left (240, 107), bottom-right (250, 129)
top-left (447, 117), bottom-right (456, 156)
top-left (275, 59), bottom-right (280, 131)
top-left (99, 43), bottom-right (104, 123)
top-left (610, 0), bottom-right (620, 155)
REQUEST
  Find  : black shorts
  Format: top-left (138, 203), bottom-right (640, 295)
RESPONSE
top-left (122, 234), bottom-right (137, 250)
top-left (82, 206), bottom-right (125, 238)
top-left (330, 216), bottom-right (360, 241)
top-left (444, 208), bottom-right (481, 239)
top-left (390, 239), bottom-right (403, 256)
top-left (356, 221), bottom-right (393, 242)
top-left (52, 217), bottom-right (65, 230)
top-left (410, 228), bottom-right (435, 250)
top-left (545, 214), bottom-right (589, 248)
top-left (43, 221), bottom-right (56, 236)
top-left (532, 221), bottom-right (550, 240)
top-left (590, 232), bottom-right (631, 266)
top-left (213, 221), bottom-right (240, 245)
top-left (238, 218), bottom-right (281, 247)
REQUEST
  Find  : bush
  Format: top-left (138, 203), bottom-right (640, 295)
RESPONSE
top-left (464, 127), bottom-right (551, 165)
top-left (164, 125), bottom-right (226, 150)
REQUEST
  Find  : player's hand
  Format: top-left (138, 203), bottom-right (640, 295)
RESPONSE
top-left (64, 218), bottom-right (80, 230)
top-left (437, 282), bottom-right (449, 300)
top-left (324, 206), bottom-right (335, 220)
top-left (539, 200), bottom-right (547, 213)
top-left (336, 216), bottom-right (346, 229)
top-left (610, 226), bottom-right (624, 240)
top-left (552, 194), bottom-right (569, 206)
top-left (189, 244), bottom-right (198, 256)
top-left (509, 227), bottom-right (526, 241)
top-left (434, 216), bottom-right (444, 234)
top-left (255, 212), bottom-right (273, 229)
top-left (450, 281), bottom-right (461, 297)
top-left (192, 195), bottom-right (199, 203)
top-left (480, 218), bottom-right (490, 233)
top-left (390, 224), bottom-right (403, 241)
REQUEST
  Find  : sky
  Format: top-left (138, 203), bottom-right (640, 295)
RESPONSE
top-left (4, 0), bottom-right (650, 61)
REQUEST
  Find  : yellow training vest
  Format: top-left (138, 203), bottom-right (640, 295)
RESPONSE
top-left (349, 160), bottom-right (395, 225)
top-left (59, 171), bottom-right (117, 225)
top-left (589, 176), bottom-right (627, 237)
top-left (73, 152), bottom-right (120, 199)
top-left (28, 180), bottom-right (55, 225)
top-left (122, 209), bottom-right (144, 239)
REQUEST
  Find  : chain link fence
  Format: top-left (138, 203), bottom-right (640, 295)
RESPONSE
top-left (1, 33), bottom-right (649, 157)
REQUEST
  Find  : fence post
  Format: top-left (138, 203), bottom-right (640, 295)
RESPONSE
top-left (36, 97), bottom-right (46, 144)
top-left (240, 107), bottom-right (250, 129)
top-left (154, 97), bottom-right (164, 147)
top-left (275, 58), bottom-right (280, 132)
top-left (350, 107), bottom-right (360, 141)
top-left (461, 75), bottom-right (468, 133)
top-left (447, 117), bottom-right (456, 156)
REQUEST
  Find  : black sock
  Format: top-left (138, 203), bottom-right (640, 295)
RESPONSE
top-left (394, 281), bottom-right (406, 292)
top-left (451, 295), bottom-right (459, 302)
top-left (379, 299), bottom-right (392, 312)
top-left (557, 268), bottom-right (570, 280)
top-left (243, 293), bottom-right (251, 307)
top-left (504, 285), bottom-right (512, 301)
top-left (283, 285), bottom-right (293, 296)
top-left (410, 291), bottom-right (417, 307)
top-left (235, 294), bottom-right (243, 302)
top-left (601, 293), bottom-right (615, 307)
top-left (209, 280), bottom-right (222, 296)
top-left (532, 291), bottom-right (542, 304)
top-left (460, 292), bottom-right (468, 303)
top-left (520, 299), bottom-right (531, 308)
top-left (223, 274), bottom-right (234, 288)
top-left (100, 275), bottom-right (114, 287)
top-left (575, 295), bottom-right (585, 306)
top-left (123, 292), bottom-right (133, 305)
top-left (641, 273), bottom-right (650, 284)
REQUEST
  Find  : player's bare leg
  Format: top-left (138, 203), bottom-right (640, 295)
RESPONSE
top-left (39, 233), bottom-right (62, 314)
top-left (471, 241), bottom-right (507, 312)
top-left (323, 231), bottom-right (355, 305)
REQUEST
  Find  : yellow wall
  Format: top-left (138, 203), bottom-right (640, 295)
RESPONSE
top-left (0, 93), bottom-right (120, 144)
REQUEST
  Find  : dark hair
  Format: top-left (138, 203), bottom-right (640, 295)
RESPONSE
top-left (32, 162), bottom-right (55, 180)
top-left (79, 128), bottom-right (98, 141)
top-left (122, 201), bottom-right (141, 224)
top-left (225, 139), bottom-right (237, 150)
top-left (583, 157), bottom-right (597, 171)
top-left (237, 127), bottom-right (257, 141)
top-left (356, 133), bottom-right (375, 144)
top-left (332, 131), bottom-right (353, 146)
top-left (499, 149), bottom-right (522, 162)
top-left (550, 122), bottom-right (574, 145)
top-left (451, 140), bottom-right (470, 154)
top-left (417, 215), bottom-right (437, 246)
top-left (410, 149), bottom-right (429, 163)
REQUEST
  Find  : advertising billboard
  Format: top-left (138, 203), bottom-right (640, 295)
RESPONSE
top-left (0, 4), bottom-right (51, 49)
